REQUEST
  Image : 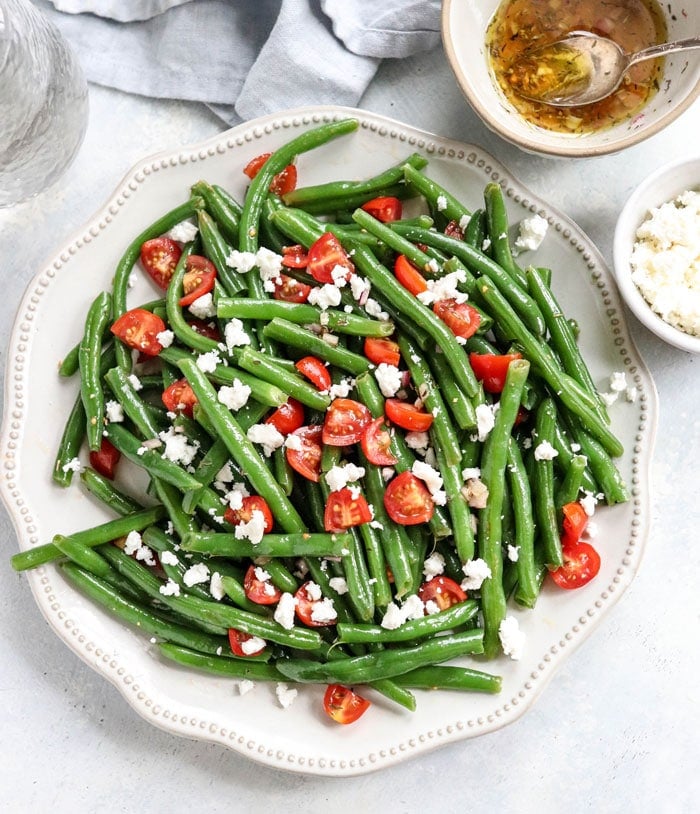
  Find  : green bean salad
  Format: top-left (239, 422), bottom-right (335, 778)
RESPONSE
top-left (11, 118), bottom-right (628, 725)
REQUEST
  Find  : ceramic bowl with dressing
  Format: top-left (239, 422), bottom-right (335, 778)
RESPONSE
top-left (442, 0), bottom-right (700, 157)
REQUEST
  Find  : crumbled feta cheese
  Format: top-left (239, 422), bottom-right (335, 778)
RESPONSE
top-left (105, 400), bottom-right (124, 423)
top-left (609, 371), bottom-right (627, 392)
top-left (507, 544), bottom-right (520, 563)
top-left (380, 602), bottom-right (407, 630)
top-left (310, 597), bottom-right (337, 624)
top-left (328, 576), bottom-right (349, 595)
top-left (405, 431), bottom-right (430, 452)
top-left (534, 440), bottom-right (559, 461)
top-left (416, 269), bottom-right (468, 306)
top-left (224, 482), bottom-right (249, 509)
top-left (629, 189), bottom-right (700, 337)
top-left (160, 550), bottom-right (179, 567)
top-left (364, 297), bottom-right (389, 320)
top-left (514, 214), bottom-right (549, 254)
top-left (167, 220), bottom-right (199, 243)
top-left (123, 530), bottom-right (143, 556)
top-left (436, 194), bottom-right (448, 212)
top-left (158, 426), bottom-right (199, 466)
top-left (475, 403), bottom-right (496, 442)
top-left (459, 214), bottom-right (470, 231)
top-left (237, 679), bottom-right (255, 696)
top-left (374, 363), bottom-right (402, 398)
top-left (330, 263), bottom-right (350, 287)
top-left (461, 558), bottom-right (492, 590)
top-left (481, 237), bottom-right (492, 252)
top-left (209, 571), bottom-right (225, 600)
top-left (183, 562), bottom-right (210, 587)
top-left (159, 578), bottom-right (181, 597)
top-left (196, 350), bottom-right (221, 372)
top-left (380, 595), bottom-right (426, 629)
top-left (127, 373), bottom-right (143, 391)
top-left (412, 460), bottom-right (443, 497)
top-left (276, 682), bottom-right (298, 709)
top-left (226, 249), bottom-right (258, 273)
top-left (255, 247), bottom-right (283, 285)
top-left (241, 635), bottom-right (266, 655)
top-left (233, 509), bottom-right (267, 545)
top-left (462, 477), bottom-right (489, 509)
top-left (224, 317), bottom-right (251, 349)
top-left (274, 592), bottom-right (297, 630)
top-left (157, 329), bottom-right (175, 348)
top-left (328, 377), bottom-right (355, 399)
top-left (308, 284), bottom-right (341, 310)
top-left (422, 551), bottom-right (445, 580)
top-left (349, 274), bottom-right (371, 302)
top-left (246, 423), bottom-right (285, 456)
top-left (461, 466), bottom-right (481, 481)
top-left (499, 615), bottom-right (526, 660)
top-left (188, 293), bottom-right (217, 319)
top-left (218, 379), bottom-right (251, 411)
top-left (215, 461), bottom-right (235, 484)
top-left (61, 456), bottom-right (82, 473)
top-left (580, 491), bottom-right (598, 517)
top-left (325, 462), bottom-right (365, 493)
top-left (284, 433), bottom-right (303, 452)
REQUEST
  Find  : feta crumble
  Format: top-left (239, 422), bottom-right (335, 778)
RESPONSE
top-left (218, 379), bottom-right (251, 411)
top-left (183, 563), bottom-right (210, 587)
top-left (188, 293), bottom-right (217, 319)
top-left (499, 615), bottom-right (526, 660)
top-left (325, 462), bottom-right (365, 493)
top-left (534, 440), bottom-right (559, 461)
top-left (274, 592), bottom-right (297, 630)
top-left (461, 558), bottom-right (492, 590)
top-left (276, 682), bottom-right (298, 709)
top-left (308, 284), bottom-right (341, 310)
top-left (374, 363), bottom-right (402, 398)
top-left (246, 423), bottom-right (285, 456)
top-left (514, 214), bottom-right (549, 254)
top-left (224, 318), bottom-right (251, 349)
top-left (196, 350), bottom-right (221, 372)
top-left (233, 509), bottom-right (267, 545)
top-left (167, 220), bottom-right (199, 243)
top-left (105, 400), bottom-right (124, 423)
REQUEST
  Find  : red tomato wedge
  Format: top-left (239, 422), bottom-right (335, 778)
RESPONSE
top-left (140, 237), bottom-right (182, 289)
top-left (549, 541), bottom-right (601, 590)
top-left (469, 352), bottom-right (523, 394)
top-left (323, 684), bottom-right (370, 725)
top-left (89, 438), bottom-right (121, 480)
top-left (418, 575), bottom-right (467, 610)
top-left (280, 245), bottom-right (309, 269)
top-left (187, 319), bottom-right (221, 342)
top-left (294, 581), bottom-right (337, 627)
top-left (224, 495), bottom-right (274, 533)
top-left (433, 299), bottom-right (481, 339)
top-left (393, 254), bottom-right (427, 295)
top-left (444, 219), bottom-right (465, 240)
top-left (243, 152), bottom-right (297, 196)
top-left (324, 487), bottom-right (373, 532)
top-left (273, 273), bottom-right (312, 303)
top-left (385, 398), bottom-right (434, 432)
top-left (266, 398), bottom-right (305, 435)
top-left (285, 425), bottom-right (323, 482)
top-left (295, 356), bottom-right (332, 391)
top-left (361, 417), bottom-right (397, 466)
top-left (384, 471), bottom-right (434, 525)
top-left (360, 196), bottom-right (402, 223)
top-left (306, 232), bottom-right (354, 285)
top-left (561, 501), bottom-right (589, 545)
top-left (364, 337), bottom-right (401, 367)
top-left (179, 255), bottom-right (216, 306)
top-left (228, 628), bottom-right (266, 657)
top-left (322, 398), bottom-right (371, 446)
top-left (111, 308), bottom-right (166, 356)
top-left (162, 378), bottom-right (198, 418)
top-left (243, 564), bottom-right (282, 605)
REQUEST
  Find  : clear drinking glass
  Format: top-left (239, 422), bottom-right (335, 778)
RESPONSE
top-left (0, 0), bottom-right (89, 207)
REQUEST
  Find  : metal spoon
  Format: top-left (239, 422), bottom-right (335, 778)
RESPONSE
top-left (508, 32), bottom-right (700, 107)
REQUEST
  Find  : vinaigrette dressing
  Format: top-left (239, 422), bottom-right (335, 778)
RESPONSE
top-left (486, 0), bottom-right (667, 134)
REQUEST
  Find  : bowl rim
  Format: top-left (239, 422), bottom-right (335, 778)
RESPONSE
top-left (613, 155), bottom-right (700, 353)
top-left (440, 0), bottom-right (700, 158)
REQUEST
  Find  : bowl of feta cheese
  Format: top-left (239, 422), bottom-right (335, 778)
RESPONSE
top-left (613, 155), bottom-right (700, 353)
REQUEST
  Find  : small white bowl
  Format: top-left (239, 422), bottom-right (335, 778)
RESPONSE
top-left (613, 156), bottom-right (700, 353)
top-left (441, 0), bottom-right (700, 158)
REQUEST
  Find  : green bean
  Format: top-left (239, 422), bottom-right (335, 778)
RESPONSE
top-left (180, 531), bottom-right (352, 558)
top-left (197, 209), bottom-right (247, 296)
top-left (158, 643), bottom-right (285, 680)
top-left (79, 291), bottom-right (113, 451)
top-left (506, 437), bottom-right (539, 609)
top-left (219, 574), bottom-right (268, 614)
top-left (52, 393), bottom-right (87, 487)
top-left (356, 521), bottom-right (393, 608)
top-left (483, 182), bottom-right (527, 289)
top-left (104, 366), bottom-right (163, 439)
top-left (10, 506), bottom-right (165, 571)
top-left (532, 398), bottom-right (564, 568)
top-left (52, 533), bottom-right (112, 577)
top-left (555, 453), bottom-right (588, 510)
top-left (434, 438), bottom-right (475, 563)
top-left (551, 418), bottom-right (599, 494)
top-left (80, 468), bottom-right (144, 515)
top-left (567, 422), bottom-right (630, 505)
top-left (177, 357), bottom-right (306, 533)
top-left (428, 350), bottom-right (478, 431)
top-left (164, 249), bottom-right (221, 355)
top-left (464, 208), bottom-right (487, 250)
top-left (190, 180), bottom-right (241, 246)
top-left (276, 630), bottom-right (484, 684)
top-left (402, 164), bottom-right (471, 226)
top-left (392, 664), bottom-right (502, 694)
top-left (478, 358), bottom-right (530, 659)
top-left (337, 599), bottom-right (478, 643)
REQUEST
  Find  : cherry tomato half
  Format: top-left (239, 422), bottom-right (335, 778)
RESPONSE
top-left (273, 273), bottom-right (312, 303)
top-left (324, 487), bottom-right (373, 532)
top-left (469, 352), bottom-right (523, 394)
top-left (187, 319), bottom-right (221, 342)
top-left (306, 232), bottom-right (354, 285)
top-left (364, 337), bottom-right (401, 367)
top-left (360, 195), bottom-right (402, 223)
top-left (418, 575), bottom-right (467, 611)
top-left (266, 398), bottom-right (305, 435)
top-left (383, 471), bottom-right (434, 526)
top-left (228, 628), bottom-right (266, 657)
top-left (323, 684), bottom-right (370, 725)
top-left (549, 541), bottom-right (601, 590)
top-left (385, 398), bottom-right (434, 432)
top-left (280, 245), bottom-right (309, 269)
top-left (295, 356), bottom-right (332, 391)
top-left (361, 416), bottom-right (398, 466)
top-left (89, 438), bottom-right (121, 480)
top-left (285, 424), bottom-right (323, 482)
top-left (162, 378), bottom-right (198, 418)
top-left (433, 299), bottom-right (482, 339)
top-left (322, 398), bottom-right (371, 446)
top-left (243, 564), bottom-right (282, 605)
top-left (444, 219), bottom-right (465, 240)
top-left (561, 501), bottom-right (589, 546)
top-left (179, 255), bottom-right (216, 307)
top-left (111, 308), bottom-right (166, 356)
top-left (140, 237), bottom-right (182, 289)
top-left (243, 152), bottom-right (298, 196)
top-left (224, 495), bottom-right (274, 534)
top-left (294, 581), bottom-right (337, 627)
top-left (393, 254), bottom-right (427, 295)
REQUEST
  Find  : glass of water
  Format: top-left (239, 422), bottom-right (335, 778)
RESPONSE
top-left (0, 0), bottom-right (89, 207)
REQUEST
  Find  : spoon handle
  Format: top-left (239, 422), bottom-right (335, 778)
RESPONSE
top-left (628, 36), bottom-right (700, 68)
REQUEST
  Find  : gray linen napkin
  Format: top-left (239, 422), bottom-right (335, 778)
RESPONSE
top-left (36, 0), bottom-right (441, 125)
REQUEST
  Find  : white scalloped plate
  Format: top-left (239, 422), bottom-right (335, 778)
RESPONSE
top-left (0, 107), bottom-right (657, 776)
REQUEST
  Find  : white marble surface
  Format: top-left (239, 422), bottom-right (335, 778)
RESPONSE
top-left (1, 45), bottom-right (699, 813)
